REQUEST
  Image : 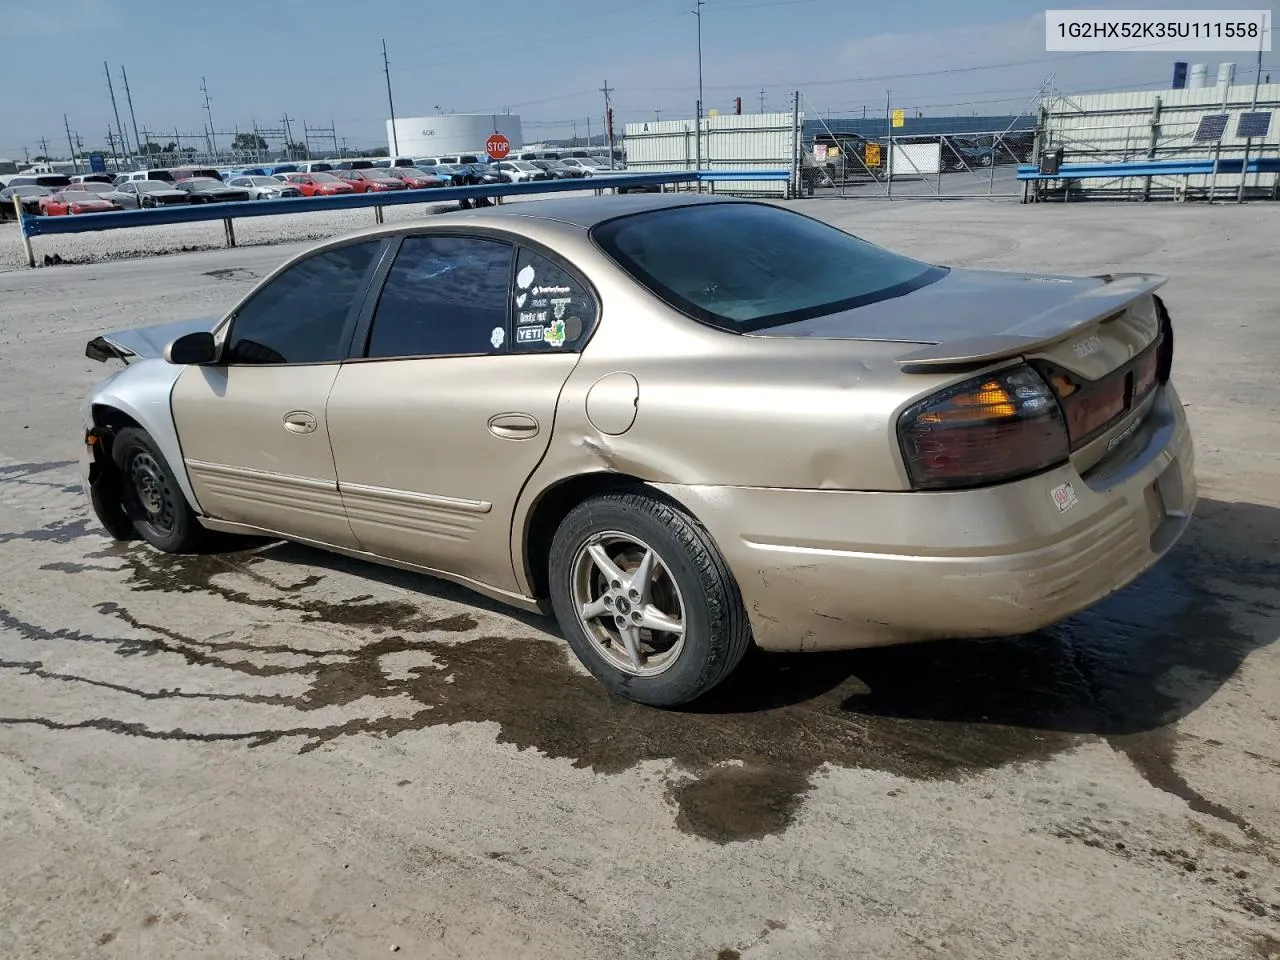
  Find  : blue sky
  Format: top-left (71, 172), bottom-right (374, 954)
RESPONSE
top-left (0, 0), bottom-right (1273, 157)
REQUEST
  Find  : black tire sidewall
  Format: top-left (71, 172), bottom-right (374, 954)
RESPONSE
top-left (549, 492), bottom-right (745, 707)
top-left (111, 427), bottom-right (200, 553)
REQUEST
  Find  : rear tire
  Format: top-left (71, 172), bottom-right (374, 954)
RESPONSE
top-left (548, 490), bottom-right (752, 707)
top-left (111, 427), bottom-right (206, 553)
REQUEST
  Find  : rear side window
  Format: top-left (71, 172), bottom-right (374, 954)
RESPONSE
top-left (592, 202), bottom-right (945, 333)
top-left (365, 236), bottom-right (514, 359)
top-left (510, 249), bottom-right (597, 352)
top-left (226, 241), bottom-right (380, 364)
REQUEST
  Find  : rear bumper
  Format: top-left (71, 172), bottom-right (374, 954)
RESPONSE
top-left (655, 383), bottom-right (1196, 652)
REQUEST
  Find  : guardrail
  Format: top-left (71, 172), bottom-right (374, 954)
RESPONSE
top-left (1016, 157), bottom-right (1280, 180)
top-left (11, 172), bottom-right (706, 268)
top-left (1016, 156), bottom-right (1280, 203)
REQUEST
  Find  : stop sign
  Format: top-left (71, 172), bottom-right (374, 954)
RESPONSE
top-left (485, 133), bottom-right (511, 160)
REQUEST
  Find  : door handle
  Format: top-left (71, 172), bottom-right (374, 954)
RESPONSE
top-left (487, 412), bottom-right (540, 440)
top-left (283, 410), bottom-right (318, 434)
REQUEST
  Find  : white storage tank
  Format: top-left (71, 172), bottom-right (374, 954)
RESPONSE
top-left (386, 114), bottom-right (523, 159)
top-left (1216, 62), bottom-right (1236, 89)
top-left (1188, 63), bottom-right (1208, 89)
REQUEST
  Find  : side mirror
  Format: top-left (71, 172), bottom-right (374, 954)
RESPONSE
top-left (165, 331), bottom-right (218, 365)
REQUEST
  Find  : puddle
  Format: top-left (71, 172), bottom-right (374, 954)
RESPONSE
top-left (2, 498), bottom-right (1276, 846)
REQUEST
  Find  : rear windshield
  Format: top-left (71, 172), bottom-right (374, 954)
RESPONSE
top-left (591, 202), bottom-right (944, 332)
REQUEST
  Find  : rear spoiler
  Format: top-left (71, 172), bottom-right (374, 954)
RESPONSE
top-left (895, 272), bottom-right (1167, 371)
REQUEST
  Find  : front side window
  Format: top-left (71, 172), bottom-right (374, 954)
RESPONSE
top-left (510, 249), bottom-right (597, 352)
top-left (591, 202), bottom-right (945, 332)
top-left (225, 241), bottom-right (381, 364)
top-left (365, 235), bottom-right (514, 359)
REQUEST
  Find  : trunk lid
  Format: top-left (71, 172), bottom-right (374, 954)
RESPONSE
top-left (759, 268), bottom-right (1170, 476)
top-left (86, 316), bottom-right (221, 364)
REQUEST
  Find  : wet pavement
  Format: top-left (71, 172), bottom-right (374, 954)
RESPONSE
top-left (1, 201), bottom-right (1278, 959)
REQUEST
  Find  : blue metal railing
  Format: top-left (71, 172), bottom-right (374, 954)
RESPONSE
top-left (1016, 157), bottom-right (1280, 181)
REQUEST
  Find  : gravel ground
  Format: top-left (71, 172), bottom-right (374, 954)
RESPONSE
top-left (0, 198), bottom-right (1277, 960)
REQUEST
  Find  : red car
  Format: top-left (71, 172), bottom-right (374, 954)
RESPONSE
top-left (281, 172), bottom-right (356, 197)
top-left (335, 170), bottom-right (407, 193)
top-left (38, 189), bottom-right (123, 216)
top-left (387, 166), bottom-right (446, 189)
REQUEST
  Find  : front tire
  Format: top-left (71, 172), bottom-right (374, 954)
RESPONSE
top-left (111, 427), bottom-right (206, 553)
top-left (548, 490), bottom-right (752, 707)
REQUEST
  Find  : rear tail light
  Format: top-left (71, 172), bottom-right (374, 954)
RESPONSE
top-left (897, 365), bottom-right (1069, 490)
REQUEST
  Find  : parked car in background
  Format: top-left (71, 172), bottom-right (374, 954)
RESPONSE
top-left (69, 173), bottom-right (115, 185)
top-left (295, 161), bottom-right (335, 173)
top-left (6, 173), bottom-right (72, 191)
top-left (558, 157), bottom-right (609, 176)
top-left (227, 175), bottom-right (302, 200)
top-left (279, 172), bottom-right (355, 196)
top-left (108, 180), bottom-right (190, 209)
top-left (149, 166), bottom-right (223, 184)
top-left (335, 160), bottom-right (376, 171)
top-left (420, 164), bottom-right (461, 183)
top-left (38, 188), bottom-right (123, 215)
top-left (386, 166), bottom-right (446, 189)
top-left (531, 159), bottom-right (584, 180)
top-left (334, 169), bottom-right (407, 193)
top-left (462, 163), bottom-right (509, 184)
top-left (0, 184), bottom-right (51, 218)
top-left (173, 177), bottom-right (251, 203)
top-left (67, 181), bottom-right (116, 195)
top-left (493, 160), bottom-right (551, 183)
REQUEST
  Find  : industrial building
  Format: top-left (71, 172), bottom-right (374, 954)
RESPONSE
top-left (1036, 62), bottom-right (1278, 199)
top-left (386, 114), bottom-right (523, 159)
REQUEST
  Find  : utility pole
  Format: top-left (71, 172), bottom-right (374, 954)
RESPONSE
top-left (64, 114), bottom-right (79, 172)
top-left (759, 88), bottom-right (765, 113)
top-left (39, 137), bottom-right (49, 161)
top-left (105, 61), bottom-right (131, 162)
top-left (282, 114), bottom-right (295, 158)
top-left (121, 65), bottom-right (143, 161)
top-left (655, 109), bottom-right (661, 122)
top-left (201, 77), bottom-right (217, 157)
top-left (382, 39), bottom-right (399, 156)
top-left (600, 80), bottom-right (615, 169)
top-left (693, 0), bottom-right (704, 173)
top-left (105, 128), bottom-right (120, 170)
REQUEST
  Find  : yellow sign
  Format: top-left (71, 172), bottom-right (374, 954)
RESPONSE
top-left (865, 142), bottom-right (881, 166)
top-left (892, 109), bottom-right (905, 128)
top-left (828, 145), bottom-right (840, 156)
top-left (708, 108), bottom-right (719, 117)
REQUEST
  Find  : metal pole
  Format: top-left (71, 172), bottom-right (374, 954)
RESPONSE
top-left (121, 66), bottom-right (143, 165)
top-left (1239, 18), bottom-right (1266, 202)
top-left (383, 40), bottom-right (399, 156)
top-left (1207, 77), bottom-right (1230, 202)
top-left (601, 80), bottom-right (615, 170)
top-left (64, 114), bottom-right (79, 174)
top-left (885, 88), bottom-right (893, 198)
top-left (790, 90), bottom-right (800, 198)
top-left (694, 0), bottom-right (704, 185)
top-left (105, 62), bottom-right (131, 163)
top-left (201, 77), bottom-right (216, 158)
top-left (14, 195), bottom-right (35, 268)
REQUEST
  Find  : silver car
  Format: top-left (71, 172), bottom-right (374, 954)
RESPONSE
top-left (227, 176), bottom-right (302, 200)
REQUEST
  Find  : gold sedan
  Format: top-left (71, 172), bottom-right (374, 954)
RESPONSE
top-left (81, 195), bottom-right (1196, 706)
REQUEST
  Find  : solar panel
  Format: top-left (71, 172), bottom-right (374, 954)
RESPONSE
top-left (1193, 114), bottom-right (1229, 142)
top-left (1236, 112), bottom-right (1273, 139)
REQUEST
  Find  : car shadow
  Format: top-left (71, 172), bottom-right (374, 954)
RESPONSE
top-left (227, 495), bottom-right (1275, 745)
